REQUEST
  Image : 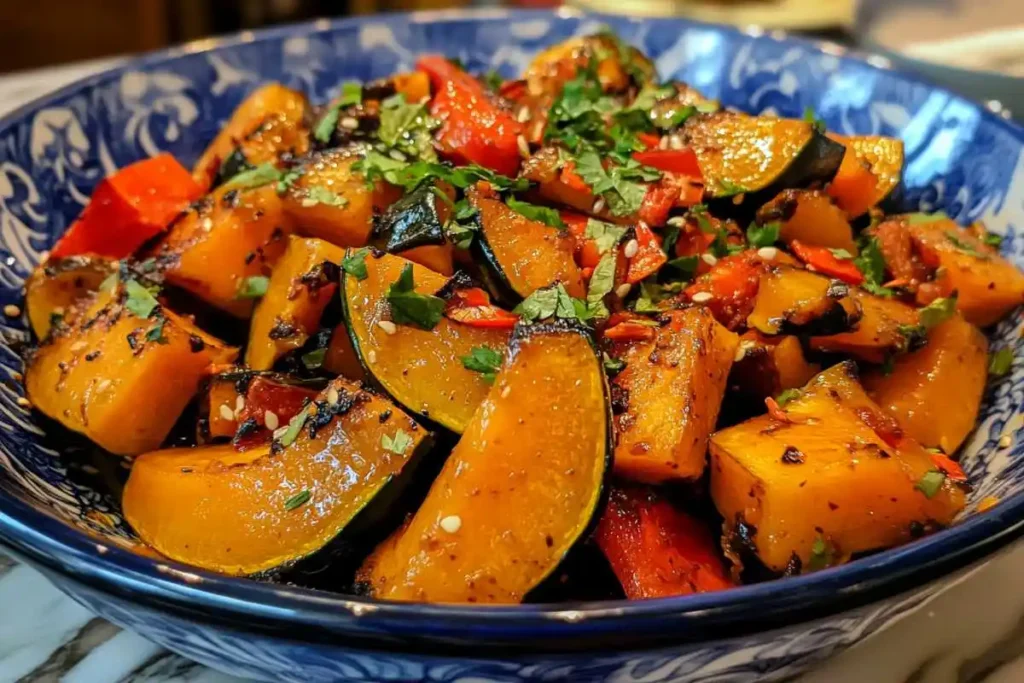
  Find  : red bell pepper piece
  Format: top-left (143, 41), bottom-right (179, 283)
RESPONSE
top-left (853, 406), bottom-right (904, 449)
top-left (560, 161), bottom-right (592, 194)
top-left (636, 132), bottom-right (662, 150)
top-left (595, 487), bottom-right (733, 599)
top-left (561, 211), bottom-right (589, 241)
top-left (637, 181), bottom-right (678, 228)
top-left (417, 55), bottom-right (524, 177)
top-left (931, 453), bottom-right (968, 483)
top-left (789, 240), bottom-right (865, 286)
top-left (233, 377), bottom-right (320, 451)
top-left (51, 153), bottom-right (201, 259)
top-left (685, 252), bottom-right (764, 329)
top-left (444, 287), bottom-right (520, 329)
top-left (625, 221), bottom-right (667, 284)
top-left (633, 148), bottom-right (703, 179)
top-left (602, 320), bottom-right (657, 342)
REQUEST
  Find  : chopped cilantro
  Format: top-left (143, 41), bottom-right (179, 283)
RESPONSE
top-left (654, 104), bottom-right (696, 131)
top-left (904, 211), bottom-right (950, 225)
top-left (314, 81), bottom-right (362, 143)
top-left (918, 295), bottom-right (957, 330)
top-left (709, 229), bottom-right (744, 258)
top-left (915, 470), bottom-right (946, 499)
top-left (603, 353), bottom-right (626, 375)
top-left (124, 279), bottom-right (160, 318)
top-left (237, 275), bottom-right (269, 299)
top-left (808, 536), bottom-right (834, 571)
top-left (301, 186), bottom-right (347, 208)
top-left (506, 197), bottom-right (565, 229)
top-left (386, 263), bottom-right (446, 330)
top-left (572, 148), bottom-right (656, 217)
top-left (301, 348), bottom-right (326, 370)
top-left (983, 233), bottom-right (1004, 249)
top-left (689, 204), bottom-right (714, 233)
top-left (378, 93), bottom-right (439, 162)
top-left (803, 106), bottom-right (826, 134)
top-left (945, 231), bottom-right (989, 260)
top-left (775, 388), bottom-right (802, 407)
top-left (989, 347), bottom-right (1014, 377)
top-left (746, 222), bottom-right (780, 248)
top-left (284, 489), bottom-right (311, 511)
top-left (632, 279), bottom-right (676, 312)
top-left (584, 218), bottom-right (628, 254)
top-left (341, 248), bottom-right (369, 281)
top-left (145, 318), bottom-right (168, 345)
top-left (381, 428), bottom-right (414, 455)
top-left (276, 167), bottom-right (302, 195)
top-left (516, 283), bottom-right (587, 323)
top-left (586, 250), bottom-right (617, 319)
top-left (852, 236), bottom-right (894, 298)
top-left (277, 407), bottom-right (310, 448)
top-left (354, 155), bottom-right (529, 194)
top-left (715, 179), bottom-right (748, 197)
top-left (461, 345), bottom-right (503, 384)
top-left (665, 255), bottom-right (699, 279)
top-left (661, 224), bottom-right (680, 255)
top-left (880, 354), bottom-right (896, 376)
top-left (444, 200), bottom-right (480, 249)
top-left (221, 163), bottom-right (281, 191)
top-left (482, 69), bottom-right (504, 92)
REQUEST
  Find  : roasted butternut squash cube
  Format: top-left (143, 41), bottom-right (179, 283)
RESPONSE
top-left (193, 83), bottom-right (310, 190)
top-left (710, 362), bottom-right (965, 573)
top-left (757, 190), bottom-right (855, 252)
top-left (863, 315), bottom-right (988, 453)
top-left (281, 149), bottom-right (402, 248)
top-left (246, 236), bottom-right (344, 370)
top-left (614, 308), bottom-right (739, 483)
top-left (909, 218), bottom-right (1024, 327)
top-left (25, 286), bottom-right (237, 455)
top-left (810, 290), bottom-right (920, 363)
top-left (24, 255), bottom-right (117, 339)
top-left (153, 185), bottom-right (291, 318)
top-left (747, 266), bottom-right (860, 336)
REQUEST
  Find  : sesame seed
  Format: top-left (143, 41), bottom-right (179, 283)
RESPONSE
top-left (96, 379), bottom-right (111, 393)
top-left (388, 149), bottom-right (407, 162)
top-left (377, 320), bottom-right (397, 335)
top-left (734, 341), bottom-right (754, 362)
top-left (501, 385), bottom-right (511, 399)
top-left (16, 397), bottom-right (30, 408)
top-left (219, 404), bottom-right (234, 421)
top-left (615, 283), bottom-right (632, 298)
top-left (658, 136), bottom-right (669, 150)
top-left (368, 350), bottom-right (378, 363)
top-left (623, 239), bottom-right (639, 259)
top-left (440, 515), bottom-right (462, 533)
top-left (667, 216), bottom-right (687, 227)
top-left (517, 106), bottom-right (530, 123)
top-left (201, 217), bottom-right (214, 231)
top-left (69, 341), bottom-right (87, 353)
top-left (592, 197), bottom-right (606, 214)
top-left (235, 395), bottom-right (246, 412)
top-left (264, 410), bottom-right (279, 431)
top-left (3, 304), bottom-right (20, 317)
top-left (669, 135), bottom-right (684, 150)
top-left (691, 291), bottom-right (713, 303)
top-left (999, 434), bottom-right (1012, 449)
top-left (517, 134), bottom-right (530, 159)
top-left (757, 246), bottom-right (778, 260)
top-left (701, 253), bottom-right (718, 266)
top-left (327, 387), bottom-right (340, 406)
top-left (340, 116), bottom-right (359, 130)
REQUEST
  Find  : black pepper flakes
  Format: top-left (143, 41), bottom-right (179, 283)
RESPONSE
top-left (378, 409), bottom-right (392, 423)
top-left (781, 446), bottom-right (805, 464)
top-left (188, 335), bottom-right (206, 352)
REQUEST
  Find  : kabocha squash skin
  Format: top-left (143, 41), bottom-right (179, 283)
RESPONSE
top-left (372, 184), bottom-right (455, 276)
top-left (123, 377), bottom-right (433, 576)
top-left (24, 255), bottom-right (118, 339)
top-left (358, 318), bottom-right (612, 603)
top-left (341, 251), bottom-right (511, 433)
top-left (810, 290), bottom-right (921, 363)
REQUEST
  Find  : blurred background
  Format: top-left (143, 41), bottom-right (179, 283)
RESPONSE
top-left (0, 0), bottom-right (1021, 111)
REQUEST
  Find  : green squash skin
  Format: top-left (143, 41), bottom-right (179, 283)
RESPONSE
top-left (469, 219), bottom-right (526, 308)
top-left (372, 185), bottom-right (448, 255)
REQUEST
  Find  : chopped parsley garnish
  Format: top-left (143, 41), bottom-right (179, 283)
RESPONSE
top-left (276, 167), bottom-right (302, 195)
top-left (945, 231), bottom-right (989, 260)
top-left (301, 186), bottom-right (347, 208)
top-left (989, 347), bottom-right (1014, 377)
top-left (386, 263), bottom-right (446, 330)
top-left (378, 93), bottom-right (439, 162)
top-left (284, 489), bottom-right (311, 511)
top-left (746, 221), bottom-right (780, 248)
top-left (482, 69), bottom-right (504, 92)
top-left (586, 250), bottom-right (617, 319)
top-left (632, 279), bottom-right (680, 312)
top-left (584, 218), bottom-right (628, 254)
top-left (301, 348), bottom-right (326, 370)
top-left (665, 255), bottom-right (699, 279)
top-left (709, 229), bottom-right (745, 258)
top-left (803, 106), bottom-right (826, 134)
top-left (221, 163), bottom-right (282, 191)
top-left (689, 204), bottom-right (714, 233)
top-left (915, 470), bottom-right (946, 499)
top-left (775, 388), bottom-right (802, 407)
top-left (237, 275), bottom-right (269, 299)
top-left (603, 353), bottom-right (626, 375)
top-left (461, 345), bottom-right (503, 384)
top-left (661, 224), bottom-right (680, 255)
top-left (917, 295), bottom-right (957, 330)
top-left (808, 536), bottom-right (835, 571)
top-left (983, 233), bottom-right (1004, 248)
top-left (852, 236), bottom-right (894, 298)
top-left (341, 248), bottom-right (369, 281)
top-left (515, 283), bottom-right (589, 324)
top-left (715, 179), bottom-right (748, 197)
top-left (124, 279), bottom-right (160, 318)
top-left (355, 155), bottom-right (529, 194)
top-left (506, 197), bottom-right (565, 229)
top-left (571, 148), bottom-right (659, 217)
top-left (381, 428), bottom-right (414, 455)
top-left (444, 200), bottom-right (480, 250)
top-left (314, 81), bottom-right (362, 143)
top-left (276, 407), bottom-right (310, 448)
top-left (145, 318), bottom-right (169, 345)
top-left (880, 354), bottom-right (896, 376)
top-left (594, 28), bottom-right (651, 86)
top-left (904, 211), bottom-right (949, 225)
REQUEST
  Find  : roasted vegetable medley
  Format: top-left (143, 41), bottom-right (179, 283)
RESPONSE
top-left (21, 31), bottom-right (1024, 604)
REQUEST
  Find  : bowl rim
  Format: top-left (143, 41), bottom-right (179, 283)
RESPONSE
top-left (1, 6), bottom-right (1024, 655)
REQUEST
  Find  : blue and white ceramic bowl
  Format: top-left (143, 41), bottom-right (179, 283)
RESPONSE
top-left (1, 9), bottom-right (1023, 683)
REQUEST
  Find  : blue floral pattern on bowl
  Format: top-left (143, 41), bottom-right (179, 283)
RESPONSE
top-left (1, 9), bottom-right (1023, 683)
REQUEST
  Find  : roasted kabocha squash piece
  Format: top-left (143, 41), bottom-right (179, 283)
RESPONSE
top-left (246, 236), bottom-right (343, 370)
top-left (809, 290), bottom-right (920, 363)
top-left (613, 308), bottom-right (739, 483)
top-left (524, 33), bottom-right (655, 97)
top-left (710, 362), bottom-right (966, 573)
top-left (323, 323), bottom-right (365, 381)
top-left (153, 184), bottom-right (291, 318)
top-left (372, 184), bottom-right (454, 275)
top-left (684, 112), bottom-right (845, 202)
top-left (863, 314), bottom-right (988, 453)
top-left (193, 83), bottom-right (311, 191)
top-left (729, 332), bottom-right (820, 403)
top-left (469, 185), bottom-right (584, 303)
top-left (827, 135), bottom-right (904, 218)
top-left (358, 318), bottom-right (611, 603)
top-left (595, 487), bottom-right (733, 599)
top-left (906, 217), bottom-right (1024, 327)
top-left (26, 282), bottom-right (237, 455)
top-left (341, 251), bottom-right (511, 433)
top-left (281, 148), bottom-right (402, 249)
top-left (124, 377), bottom-right (433, 576)
top-left (756, 190), bottom-right (856, 252)
top-left (24, 255), bottom-right (117, 339)
top-left (747, 266), bottom-right (860, 336)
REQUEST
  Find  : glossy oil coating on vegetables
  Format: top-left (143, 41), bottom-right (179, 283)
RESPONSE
top-left (18, 28), bottom-right (1022, 606)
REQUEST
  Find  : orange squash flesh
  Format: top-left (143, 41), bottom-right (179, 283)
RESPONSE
top-left (908, 218), bottom-right (1024, 327)
top-left (757, 190), bottom-right (856, 253)
top-left (324, 323), bottom-right (366, 381)
top-left (26, 287), bottom-right (238, 455)
top-left (342, 251), bottom-right (510, 433)
top-left (614, 308), bottom-right (738, 483)
top-left (358, 321), bottom-right (609, 603)
top-left (154, 185), bottom-right (291, 318)
top-left (204, 371), bottom-right (243, 440)
top-left (24, 255), bottom-right (117, 339)
top-left (747, 266), bottom-right (860, 336)
top-left (810, 290), bottom-right (919, 363)
top-left (864, 315), bottom-right (988, 453)
top-left (827, 135), bottom-right (904, 217)
top-left (282, 150), bottom-right (402, 248)
top-left (246, 236), bottom-right (344, 370)
top-left (124, 378), bottom-right (430, 575)
top-left (470, 187), bottom-right (585, 301)
top-left (192, 83), bottom-right (310, 191)
top-left (710, 362), bottom-right (965, 573)
top-left (730, 332), bottom-right (820, 401)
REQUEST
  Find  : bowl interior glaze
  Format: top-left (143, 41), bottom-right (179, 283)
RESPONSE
top-left (1, 8), bottom-right (1023, 653)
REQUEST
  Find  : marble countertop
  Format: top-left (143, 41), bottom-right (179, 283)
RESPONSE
top-left (3, 46), bottom-right (1024, 683)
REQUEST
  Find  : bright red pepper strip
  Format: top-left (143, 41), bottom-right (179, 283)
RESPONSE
top-left (625, 221), bottom-right (667, 284)
top-left (633, 148), bottom-right (704, 179)
top-left (931, 453), bottom-right (968, 483)
top-left (417, 55), bottom-right (524, 177)
top-left (603, 321), bottom-right (656, 342)
top-left (444, 287), bottom-right (520, 329)
top-left (637, 181), bottom-right (678, 228)
top-left (789, 240), bottom-right (865, 286)
top-left (233, 378), bottom-right (320, 452)
top-left (51, 153), bottom-right (202, 259)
